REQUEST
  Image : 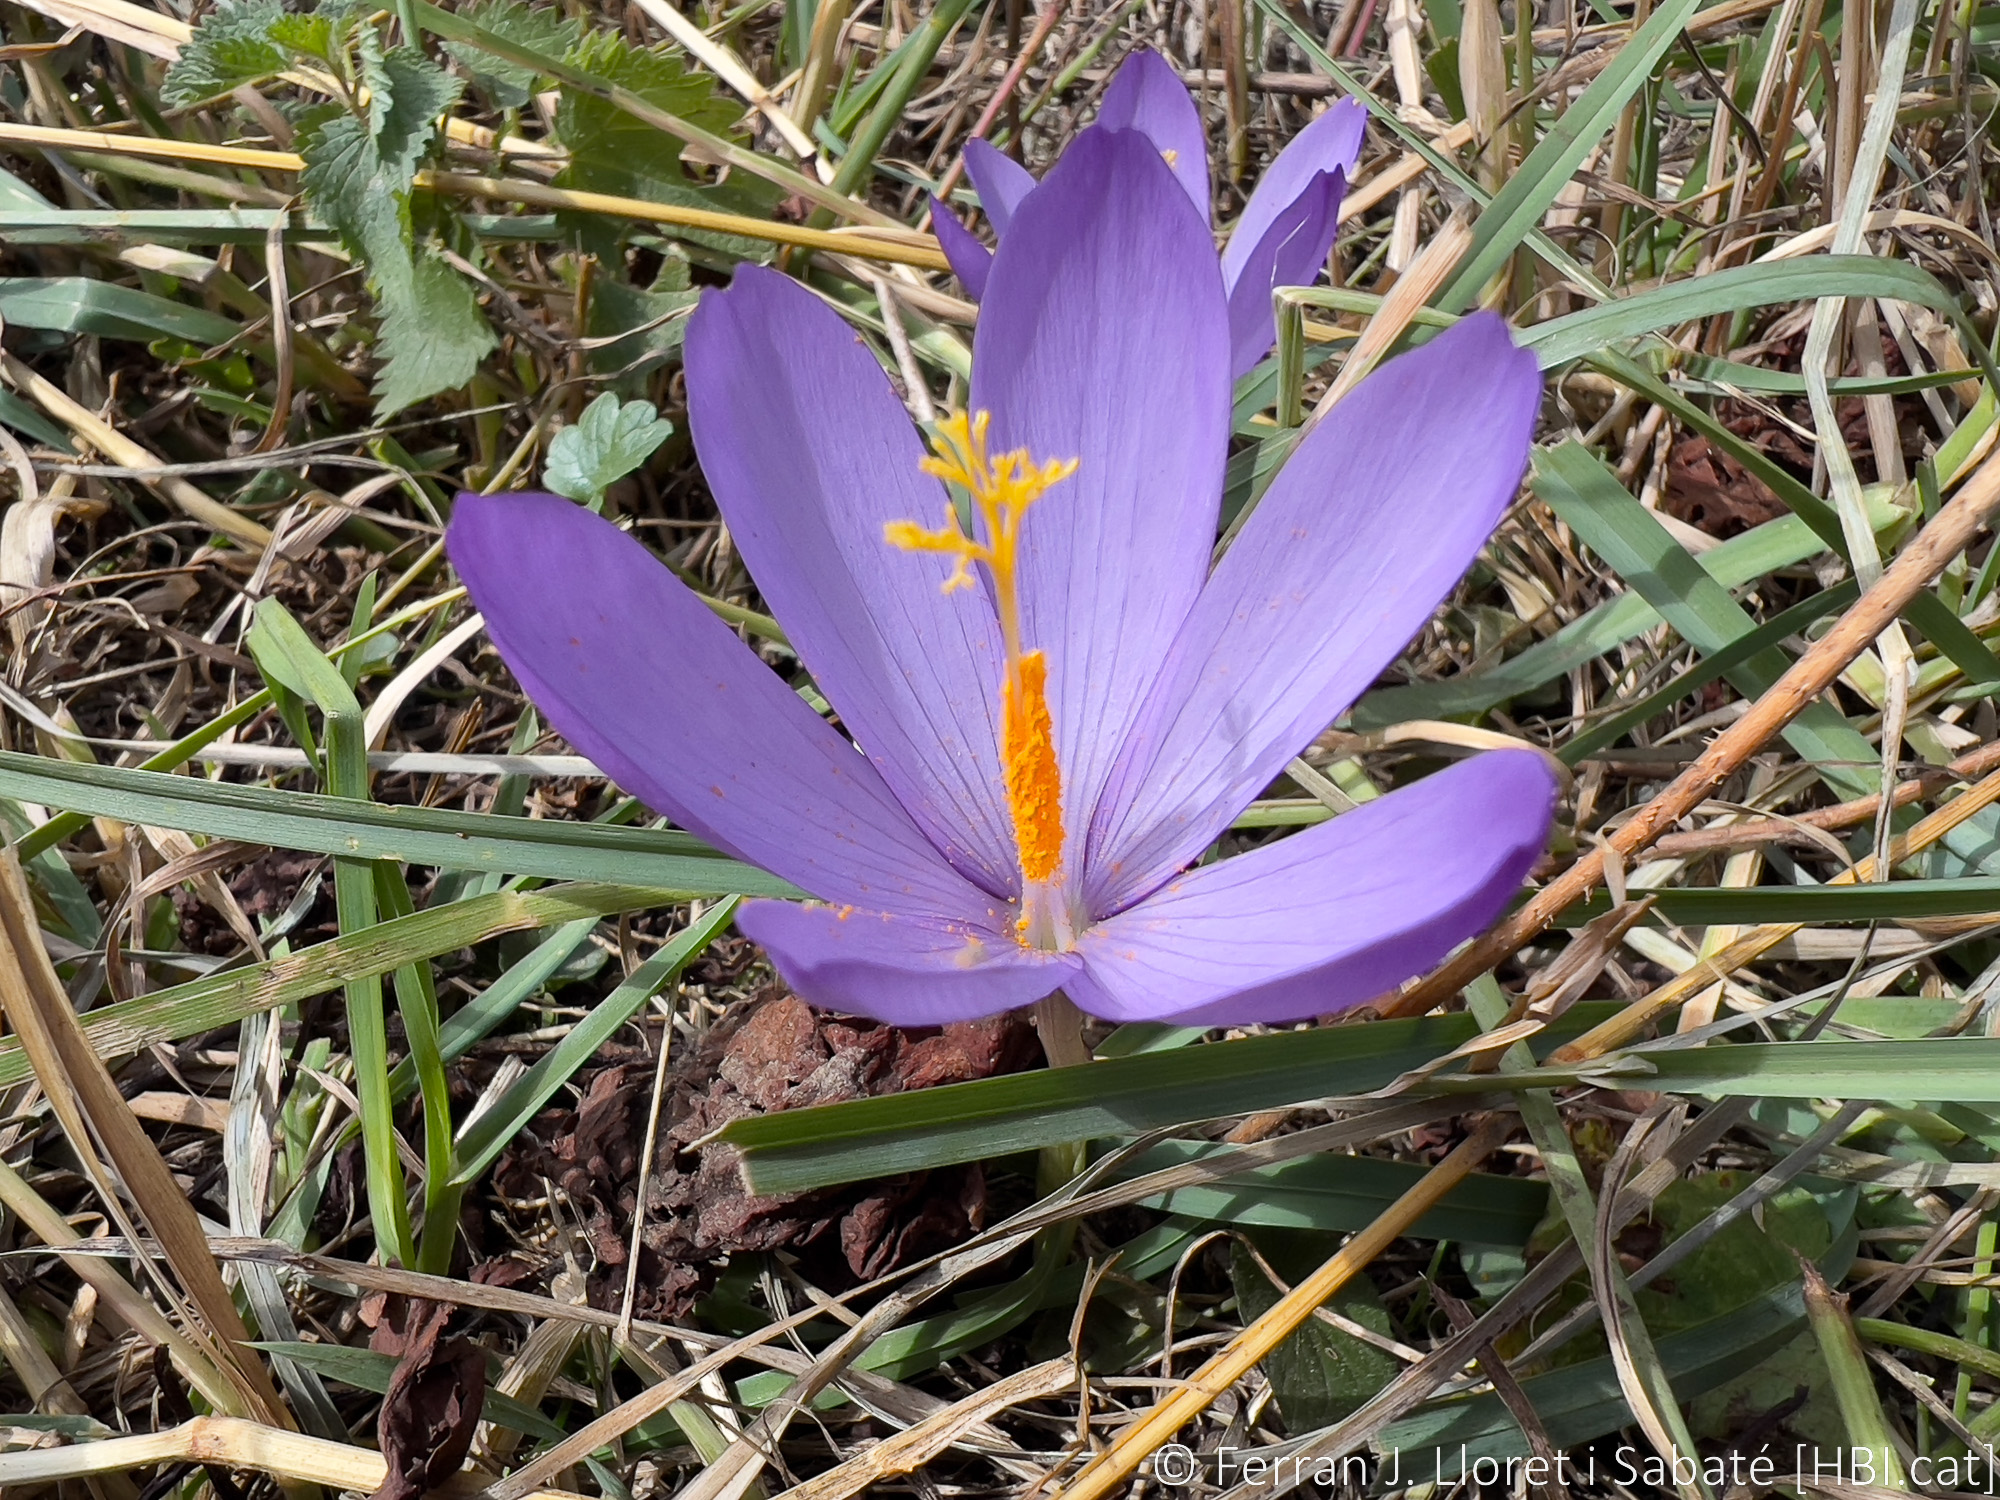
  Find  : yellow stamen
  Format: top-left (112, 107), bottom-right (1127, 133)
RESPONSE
top-left (886, 410), bottom-right (1078, 927)
top-left (1160, 148), bottom-right (1180, 166)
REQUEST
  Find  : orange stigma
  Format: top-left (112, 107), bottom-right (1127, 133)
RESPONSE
top-left (886, 410), bottom-right (1077, 930)
top-left (1001, 651), bottom-right (1062, 884)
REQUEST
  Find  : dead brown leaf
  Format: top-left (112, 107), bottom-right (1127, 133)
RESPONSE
top-left (370, 1299), bottom-right (487, 1500)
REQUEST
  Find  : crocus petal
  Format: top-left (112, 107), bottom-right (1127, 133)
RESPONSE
top-left (737, 898), bottom-right (1079, 1026)
top-left (1097, 48), bottom-right (1210, 224)
top-left (1087, 312), bottom-right (1541, 914)
top-left (963, 139), bottom-right (1036, 235)
top-left (973, 127), bottom-right (1231, 876)
top-left (448, 492), bottom-right (1001, 921)
top-left (1221, 167), bottom-right (1344, 379)
top-left (1067, 752), bottom-right (1556, 1026)
top-left (1219, 97), bottom-right (1366, 290)
top-left (686, 266), bottom-right (1021, 896)
top-left (930, 196), bottom-right (993, 299)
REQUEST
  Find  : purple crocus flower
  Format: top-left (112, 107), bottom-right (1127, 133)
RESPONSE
top-left (932, 48), bottom-right (1366, 378)
top-left (446, 127), bottom-right (1553, 1031)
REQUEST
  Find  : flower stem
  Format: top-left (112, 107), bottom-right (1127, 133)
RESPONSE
top-left (1033, 991), bottom-right (1091, 1196)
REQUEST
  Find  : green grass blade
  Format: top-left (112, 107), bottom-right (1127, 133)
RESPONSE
top-left (1523, 257), bottom-right (1966, 368)
top-left (1533, 441), bottom-right (1881, 799)
top-left (374, 865), bottom-right (458, 1276)
top-left (724, 1004), bottom-right (1620, 1194)
top-left (0, 275), bottom-right (241, 345)
top-left (0, 882), bottom-right (664, 1090)
top-left (1353, 511), bottom-right (1835, 726)
top-left (1435, 0), bottom-right (1704, 312)
top-left (449, 898), bottom-right (739, 1186)
top-left (248, 597), bottom-right (411, 1268)
top-left (0, 752), bottom-right (797, 896)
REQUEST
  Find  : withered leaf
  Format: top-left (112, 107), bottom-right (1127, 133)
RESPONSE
top-left (370, 1300), bottom-right (487, 1500)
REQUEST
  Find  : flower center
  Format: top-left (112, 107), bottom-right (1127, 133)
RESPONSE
top-left (885, 410), bottom-right (1078, 940)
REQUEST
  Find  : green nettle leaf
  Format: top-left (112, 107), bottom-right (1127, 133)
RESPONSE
top-left (543, 392), bottom-right (676, 507)
top-left (295, 35), bottom-right (494, 414)
top-left (552, 31), bottom-right (780, 256)
top-left (372, 254), bottom-right (499, 416)
top-left (266, 0), bottom-right (366, 63)
top-left (363, 36), bottom-right (464, 184)
top-left (443, 0), bottom-right (581, 108)
top-left (161, 0), bottom-right (288, 104)
top-left (265, 10), bottom-right (335, 61)
top-left (582, 270), bottom-right (698, 386)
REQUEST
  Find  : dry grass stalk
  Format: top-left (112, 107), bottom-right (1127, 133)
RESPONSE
top-left (0, 849), bottom-right (289, 1423)
top-left (0, 1415), bottom-right (589, 1497)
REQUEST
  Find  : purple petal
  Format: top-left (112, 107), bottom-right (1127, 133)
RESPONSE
top-left (1220, 97), bottom-right (1366, 290)
top-left (736, 898), bottom-right (1078, 1025)
top-left (686, 267), bottom-right (1021, 896)
top-left (1086, 313), bottom-right (1542, 914)
top-left (930, 195), bottom-right (993, 300)
top-left (973, 127), bottom-right (1231, 885)
top-left (1222, 167), bottom-right (1344, 379)
top-left (1097, 49), bottom-right (1210, 224)
top-left (1067, 752), bottom-right (1556, 1025)
top-left (447, 492), bottom-right (1000, 920)
top-left (963, 139), bottom-right (1036, 235)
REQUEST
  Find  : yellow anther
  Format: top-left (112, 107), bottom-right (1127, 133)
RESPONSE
top-left (1160, 148), bottom-right (1180, 166)
top-left (885, 409), bottom-right (1079, 923)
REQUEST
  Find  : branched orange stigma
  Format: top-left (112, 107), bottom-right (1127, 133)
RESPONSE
top-left (886, 409), bottom-right (1078, 915)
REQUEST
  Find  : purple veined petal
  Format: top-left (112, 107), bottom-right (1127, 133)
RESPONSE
top-left (1220, 97), bottom-right (1366, 290)
top-left (1097, 48), bottom-right (1210, 225)
top-left (1066, 752), bottom-right (1556, 1026)
top-left (930, 195), bottom-right (993, 300)
top-left (963, 139), bottom-right (1037, 236)
top-left (1085, 312), bottom-right (1542, 915)
top-left (447, 492), bottom-right (1001, 921)
top-left (973, 127), bottom-right (1232, 889)
top-left (736, 898), bottom-right (1079, 1026)
top-left (1222, 167), bottom-right (1344, 379)
top-left (686, 266), bottom-right (1021, 897)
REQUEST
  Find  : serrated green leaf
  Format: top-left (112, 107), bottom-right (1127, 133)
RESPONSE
top-left (161, 0), bottom-right (287, 104)
top-left (266, 11), bottom-right (334, 60)
top-left (544, 393), bottom-right (675, 505)
top-left (363, 37), bottom-right (462, 174)
top-left (297, 109), bottom-right (409, 266)
top-left (372, 251), bottom-right (498, 415)
top-left (553, 31), bottom-right (779, 255)
top-left (443, 0), bottom-right (580, 107)
top-left (555, 31), bottom-right (742, 192)
top-left (296, 43), bottom-right (492, 413)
